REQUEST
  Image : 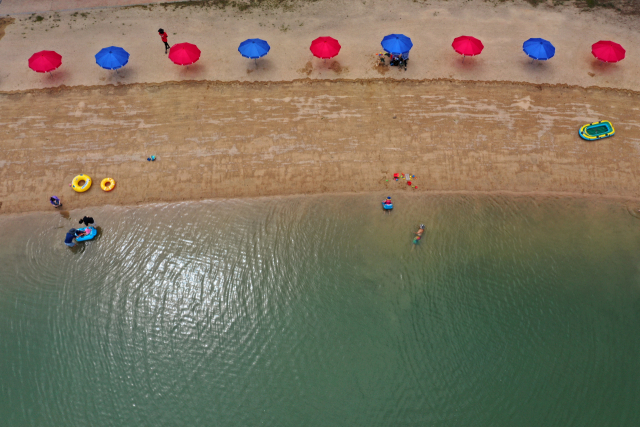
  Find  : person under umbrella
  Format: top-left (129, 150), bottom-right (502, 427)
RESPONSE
top-left (381, 34), bottom-right (413, 70)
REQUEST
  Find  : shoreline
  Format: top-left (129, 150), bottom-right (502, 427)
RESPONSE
top-left (5, 76), bottom-right (640, 96)
top-left (3, 189), bottom-right (640, 221)
top-left (2, 78), bottom-right (640, 216)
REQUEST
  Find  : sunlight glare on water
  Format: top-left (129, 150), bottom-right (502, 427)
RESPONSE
top-left (1, 194), bottom-right (640, 427)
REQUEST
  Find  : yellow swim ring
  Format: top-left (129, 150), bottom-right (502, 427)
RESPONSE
top-left (71, 174), bottom-right (92, 193)
top-left (100, 178), bottom-right (116, 192)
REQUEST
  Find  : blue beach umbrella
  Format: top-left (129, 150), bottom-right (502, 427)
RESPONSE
top-left (95, 46), bottom-right (130, 70)
top-left (238, 38), bottom-right (270, 65)
top-left (522, 38), bottom-right (555, 61)
top-left (381, 34), bottom-right (413, 56)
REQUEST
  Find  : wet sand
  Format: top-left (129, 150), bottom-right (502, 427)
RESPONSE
top-left (1, 78), bottom-right (640, 215)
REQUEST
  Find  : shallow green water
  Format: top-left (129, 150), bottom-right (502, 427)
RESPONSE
top-left (1, 194), bottom-right (640, 426)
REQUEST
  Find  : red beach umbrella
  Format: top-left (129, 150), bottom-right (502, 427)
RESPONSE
top-left (452, 36), bottom-right (484, 61)
top-left (310, 37), bottom-right (341, 59)
top-left (168, 43), bottom-right (201, 65)
top-left (592, 40), bottom-right (625, 63)
top-left (28, 50), bottom-right (62, 73)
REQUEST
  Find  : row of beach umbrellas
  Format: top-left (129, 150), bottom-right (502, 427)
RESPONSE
top-left (27, 35), bottom-right (627, 74)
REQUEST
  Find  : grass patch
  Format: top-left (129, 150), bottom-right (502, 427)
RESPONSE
top-left (157, 0), bottom-right (318, 12)
top-left (584, 0), bottom-right (616, 8)
top-left (485, 0), bottom-right (630, 13)
top-left (0, 17), bottom-right (15, 41)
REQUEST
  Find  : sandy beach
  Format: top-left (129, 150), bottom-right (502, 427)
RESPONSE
top-left (1, 0), bottom-right (640, 92)
top-left (1, 0), bottom-right (640, 214)
top-left (2, 78), bottom-right (640, 214)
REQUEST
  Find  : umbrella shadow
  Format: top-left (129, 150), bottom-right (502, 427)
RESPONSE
top-left (113, 67), bottom-right (132, 79)
top-left (519, 57), bottom-right (552, 73)
top-left (43, 69), bottom-right (69, 85)
top-left (451, 55), bottom-right (483, 72)
top-left (177, 63), bottom-right (204, 77)
top-left (246, 58), bottom-right (273, 74)
top-left (588, 58), bottom-right (620, 75)
top-left (328, 60), bottom-right (347, 74)
top-left (310, 58), bottom-right (346, 74)
top-left (101, 67), bottom-right (133, 83)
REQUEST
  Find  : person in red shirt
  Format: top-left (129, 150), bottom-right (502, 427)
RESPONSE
top-left (158, 29), bottom-right (170, 54)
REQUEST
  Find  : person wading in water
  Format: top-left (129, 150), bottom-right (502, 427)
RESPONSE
top-left (79, 216), bottom-right (95, 227)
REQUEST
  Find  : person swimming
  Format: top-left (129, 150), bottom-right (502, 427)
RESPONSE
top-left (412, 224), bottom-right (425, 246)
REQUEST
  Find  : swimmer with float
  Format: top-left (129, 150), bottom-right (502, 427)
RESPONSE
top-left (411, 224), bottom-right (425, 250)
top-left (382, 196), bottom-right (393, 212)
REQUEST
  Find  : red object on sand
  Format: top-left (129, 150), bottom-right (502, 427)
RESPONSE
top-left (452, 36), bottom-right (484, 57)
top-left (28, 51), bottom-right (62, 73)
top-left (168, 43), bottom-right (201, 65)
top-left (414, 186), bottom-right (418, 189)
top-left (591, 41), bottom-right (625, 63)
top-left (310, 37), bottom-right (341, 59)
top-left (407, 181), bottom-right (412, 186)
top-left (393, 173), bottom-right (400, 179)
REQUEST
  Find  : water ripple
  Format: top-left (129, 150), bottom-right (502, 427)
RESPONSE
top-left (1, 194), bottom-right (640, 426)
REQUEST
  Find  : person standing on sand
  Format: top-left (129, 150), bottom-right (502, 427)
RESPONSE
top-left (50, 196), bottom-right (61, 208)
top-left (159, 29), bottom-right (170, 54)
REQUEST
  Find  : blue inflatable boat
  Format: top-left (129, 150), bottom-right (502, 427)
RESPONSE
top-left (382, 200), bottom-right (393, 210)
top-left (579, 120), bottom-right (614, 141)
top-left (75, 227), bottom-right (97, 242)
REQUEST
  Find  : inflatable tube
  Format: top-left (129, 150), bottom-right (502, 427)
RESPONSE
top-left (75, 227), bottom-right (97, 242)
top-left (72, 174), bottom-right (92, 193)
top-left (579, 120), bottom-right (615, 141)
top-left (100, 178), bottom-right (116, 192)
top-left (382, 201), bottom-right (393, 210)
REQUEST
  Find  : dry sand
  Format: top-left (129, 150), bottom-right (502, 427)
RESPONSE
top-left (1, 78), bottom-right (640, 215)
top-left (0, 0), bottom-right (639, 91)
top-left (1, 0), bottom-right (640, 215)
